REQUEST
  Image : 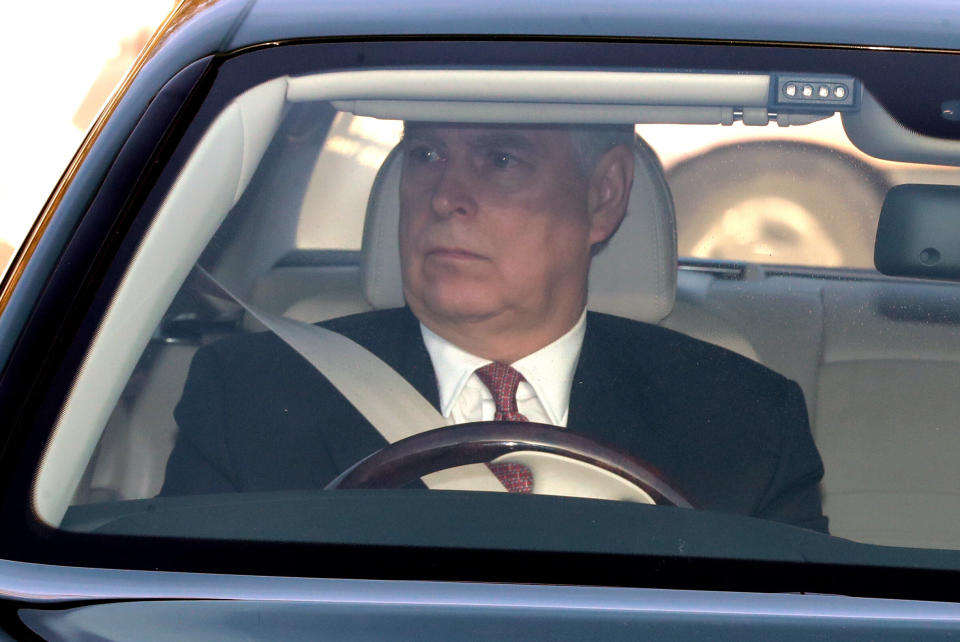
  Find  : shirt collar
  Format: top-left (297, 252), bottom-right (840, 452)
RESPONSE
top-left (420, 309), bottom-right (587, 425)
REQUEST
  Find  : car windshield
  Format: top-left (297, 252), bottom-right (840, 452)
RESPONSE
top-left (26, 39), bottom-right (960, 577)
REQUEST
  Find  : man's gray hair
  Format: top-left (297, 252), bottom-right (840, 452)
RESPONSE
top-left (567, 124), bottom-right (637, 176)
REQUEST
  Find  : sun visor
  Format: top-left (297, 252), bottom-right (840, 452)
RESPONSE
top-left (286, 70), bottom-right (847, 126)
top-left (875, 184), bottom-right (960, 280)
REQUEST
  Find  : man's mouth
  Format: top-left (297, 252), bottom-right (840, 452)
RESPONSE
top-left (425, 247), bottom-right (486, 260)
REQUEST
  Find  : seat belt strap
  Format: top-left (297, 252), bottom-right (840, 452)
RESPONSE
top-left (195, 267), bottom-right (506, 491)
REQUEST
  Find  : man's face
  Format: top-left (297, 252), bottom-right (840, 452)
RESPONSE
top-left (399, 125), bottom-right (618, 339)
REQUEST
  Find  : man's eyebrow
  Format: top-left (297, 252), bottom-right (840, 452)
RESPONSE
top-left (469, 132), bottom-right (538, 152)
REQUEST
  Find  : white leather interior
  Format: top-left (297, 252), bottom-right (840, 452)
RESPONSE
top-left (815, 280), bottom-right (960, 548)
top-left (359, 146), bottom-right (406, 309)
top-left (667, 273), bottom-right (960, 548)
top-left (589, 138), bottom-right (678, 322)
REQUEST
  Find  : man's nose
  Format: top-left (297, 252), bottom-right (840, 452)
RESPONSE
top-left (430, 163), bottom-right (477, 218)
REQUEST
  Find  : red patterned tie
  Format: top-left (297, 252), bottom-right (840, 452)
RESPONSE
top-left (475, 362), bottom-right (533, 493)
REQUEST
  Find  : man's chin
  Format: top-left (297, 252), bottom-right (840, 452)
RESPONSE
top-left (409, 293), bottom-right (505, 326)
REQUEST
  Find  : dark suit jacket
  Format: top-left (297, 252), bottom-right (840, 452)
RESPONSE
top-left (163, 307), bottom-right (828, 533)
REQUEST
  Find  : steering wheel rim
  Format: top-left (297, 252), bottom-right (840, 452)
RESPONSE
top-left (327, 421), bottom-right (694, 508)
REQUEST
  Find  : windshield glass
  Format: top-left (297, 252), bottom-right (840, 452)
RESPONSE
top-left (31, 41), bottom-right (960, 576)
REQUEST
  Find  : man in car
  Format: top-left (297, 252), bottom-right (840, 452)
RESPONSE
top-left (163, 122), bottom-right (828, 533)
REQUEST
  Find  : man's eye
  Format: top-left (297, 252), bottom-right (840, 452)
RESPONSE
top-left (489, 151), bottom-right (518, 169)
top-left (407, 146), bottom-right (442, 164)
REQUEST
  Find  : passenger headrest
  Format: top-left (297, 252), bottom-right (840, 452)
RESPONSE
top-left (361, 135), bottom-right (677, 323)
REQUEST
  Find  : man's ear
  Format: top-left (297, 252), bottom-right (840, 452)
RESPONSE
top-left (586, 144), bottom-right (634, 246)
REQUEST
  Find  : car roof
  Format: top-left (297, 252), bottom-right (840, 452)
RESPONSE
top-left (127, 0), bottom-right (957, 173)
top-left (196, 0), bottom-right (960, 51)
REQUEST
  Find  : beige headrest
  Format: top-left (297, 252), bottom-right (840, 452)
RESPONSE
top-left (361, 136), bottom-right (677, 323)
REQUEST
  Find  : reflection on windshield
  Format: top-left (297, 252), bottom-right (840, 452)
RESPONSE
top-left (690, 197), bottom-right (844, 265)
top-left (49, 97), bottom-right (960, 562)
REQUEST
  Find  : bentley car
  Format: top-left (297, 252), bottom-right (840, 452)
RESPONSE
top-left (4, 0), bottom-right (960, 638)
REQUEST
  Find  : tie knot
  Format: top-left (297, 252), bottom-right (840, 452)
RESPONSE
top-left (475, 362), bottom-right (528, 422)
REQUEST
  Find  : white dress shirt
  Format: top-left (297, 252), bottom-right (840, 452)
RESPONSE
top-left (419, 310), bottom-right (587, 427)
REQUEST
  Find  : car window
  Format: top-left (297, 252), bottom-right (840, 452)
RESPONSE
top-left (19, 39), bottom-right (960, 584)
top-left (293, 111), bottom-right (960, 267)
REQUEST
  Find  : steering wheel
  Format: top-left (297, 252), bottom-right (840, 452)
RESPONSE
top-left (327, 421), bottom-right (693, 508)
